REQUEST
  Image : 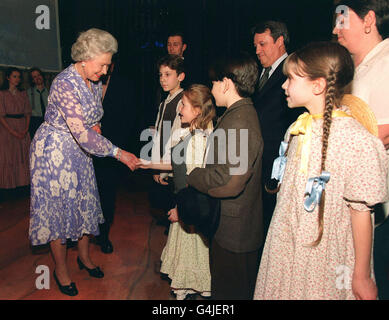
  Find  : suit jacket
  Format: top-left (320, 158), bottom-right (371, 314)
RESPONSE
top-left (187, 98), bottom-right (264, 253)
top-left (253, 59), bottom-right (305, 185)
top-left (94, 66), bottom-right (136, 171)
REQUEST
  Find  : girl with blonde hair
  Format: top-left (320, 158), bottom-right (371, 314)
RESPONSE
top-left (139, 84), bottom-right (215, 300)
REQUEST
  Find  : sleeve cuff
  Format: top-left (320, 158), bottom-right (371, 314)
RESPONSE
top-left (112, 146), bottom-right (119, 158)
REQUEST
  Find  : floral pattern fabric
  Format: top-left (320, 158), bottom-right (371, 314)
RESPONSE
top-left (160, 129), bottom-right (212, 299)
top-left (29, 64), bottom-right (116, 246)
top-left (254, 108), bottom-right (388, 300)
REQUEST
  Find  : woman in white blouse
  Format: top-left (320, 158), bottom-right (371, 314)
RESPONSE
top-left (333, 0), bottom-right (389, 146)
top-left (333, 0), bottom-right (389, 300)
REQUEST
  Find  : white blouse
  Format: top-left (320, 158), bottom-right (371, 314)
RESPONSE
top-left (351, 38), bottom-right (389, 125)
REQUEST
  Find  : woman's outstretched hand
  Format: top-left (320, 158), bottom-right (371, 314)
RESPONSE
top-left (117, 149), bottom-right (138, 171)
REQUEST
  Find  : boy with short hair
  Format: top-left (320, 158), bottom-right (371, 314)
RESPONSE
top-left (153, 54), bottom-right (185, 163)
top-left (149, 55), bottom-right (185, 225)
top-left (187, 52), bottom-right (264, 299)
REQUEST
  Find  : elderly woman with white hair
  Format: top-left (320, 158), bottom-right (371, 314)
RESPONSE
top-left (29, 28), bottom-right (138, 296)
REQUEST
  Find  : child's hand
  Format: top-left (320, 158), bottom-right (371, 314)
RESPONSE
top-left (352, 275), bottom-right (377, 300)
top-left (136, 159), bottom-right (151, 169)
top-left (167, 207), bottom-right (179, 223)
top-left (153, 174), bottom-right (169, 185)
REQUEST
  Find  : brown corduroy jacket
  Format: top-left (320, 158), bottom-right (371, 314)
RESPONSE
top-left (187, 98), bottom-right (264, 253)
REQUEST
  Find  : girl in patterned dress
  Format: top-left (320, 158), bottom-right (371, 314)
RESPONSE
top-left (254, 42), bottom-right (388, 300)
top-left (139, 84), bottom-right (215, 300)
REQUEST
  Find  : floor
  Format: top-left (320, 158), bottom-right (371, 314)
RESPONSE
top-left (1, 171), bottom-right (389, 301)
top-left (0, 172), bottom-right (197, 300)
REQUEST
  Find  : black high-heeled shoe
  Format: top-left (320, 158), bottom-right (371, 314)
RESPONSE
top-left (77, 257), bottom-right (104, 278)
top-left (53, 271), bottom-right (78, 296)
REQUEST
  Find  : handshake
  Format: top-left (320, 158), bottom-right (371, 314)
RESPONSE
top-left (116, 153), bottom-right (168, 174)
top-left (113, 151), bottom-right (155, 172)
top-left (114, 149), bottom-right (139, 171)
top-left (91, 125), bottom-right (160, 172)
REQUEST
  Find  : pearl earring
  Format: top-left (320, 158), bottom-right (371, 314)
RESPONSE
top-left (81, 62), bottom-right (85, 67)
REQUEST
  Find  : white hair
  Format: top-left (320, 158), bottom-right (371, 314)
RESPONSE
top-left (71, 28), bottom-right (118, 61)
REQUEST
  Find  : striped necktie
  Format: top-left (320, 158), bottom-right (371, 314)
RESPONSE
top-left (257, 67), bottom-right (271, 91)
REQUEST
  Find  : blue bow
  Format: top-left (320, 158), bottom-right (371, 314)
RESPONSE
top-left (271, 141), bottom-right (288, 182)
top-left (304, 171), bottom-right (331, 212)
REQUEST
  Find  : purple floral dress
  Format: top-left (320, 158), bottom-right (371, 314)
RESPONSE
top-left (29, 64), bottom-right (117, 246)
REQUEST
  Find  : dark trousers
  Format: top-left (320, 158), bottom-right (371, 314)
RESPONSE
top-left (148, 177), bottom-right (175, 223)
top-left (94, 157), bottom-right (119, 241)
top-left (262, 184), bottom-right (277, 238)
top-left (210, 240), bottom-right (260, 300)
top-left (374, 218), bottom-right (389, 300)
top-left (29, 116), bottom-right (44, 140)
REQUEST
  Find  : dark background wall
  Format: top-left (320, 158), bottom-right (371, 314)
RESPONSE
top-left (57, 0), bottom-right (336, 153)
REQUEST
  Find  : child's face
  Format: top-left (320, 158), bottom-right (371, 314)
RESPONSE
top-left (211, 80), bottom-right (226, 107)
top-left (178, 95), bottom-right (200, 125)
top-left (159, 65), bottom-right (183, 94)
top-left (282, 69), bottom-right (315, 109)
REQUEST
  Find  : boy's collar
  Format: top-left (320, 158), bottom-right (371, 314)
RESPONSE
top-left (214, 98), bottom-right (252, 129)
top-left (166, 88), bottom-right (183, 103)
top-left (227, 97), bottom-right (251, 110)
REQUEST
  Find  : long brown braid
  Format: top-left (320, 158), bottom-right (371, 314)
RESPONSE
top-left (310, 71), bottom-right (338, 247)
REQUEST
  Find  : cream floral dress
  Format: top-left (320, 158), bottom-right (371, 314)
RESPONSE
top-left (160, 125), bottom-right (212, 300)
top-left (254, 108), bottom-right (388, 300)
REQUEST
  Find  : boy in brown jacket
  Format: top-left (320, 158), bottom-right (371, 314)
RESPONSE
top-left (187, 52), bottom-right (264, 299)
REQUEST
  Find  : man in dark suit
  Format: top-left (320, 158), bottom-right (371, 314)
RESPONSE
top-left (252, 21), bottom-right (304, 238)
top-left (93, 59), bottom-right (137, 253)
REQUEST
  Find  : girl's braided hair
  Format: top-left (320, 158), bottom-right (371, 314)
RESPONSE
top-left (277, 41), bottom-right (355, 246)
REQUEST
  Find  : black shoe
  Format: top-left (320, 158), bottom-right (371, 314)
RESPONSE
top-left (99, 240), bottom-right (113, 254)
top-left (53, 271), bottom-right (78, 296)
top-left (77, 257), bottom-right (104, 278)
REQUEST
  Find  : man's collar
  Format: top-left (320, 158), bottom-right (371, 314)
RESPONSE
top-left (271, 52), bottom-right (288, 73)
top-left (264, 52), bottom-right (288, 78)
top-left (35, 86), bottom-right (47, 92)
top-left (215, 98), bottom-right (252, 128)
